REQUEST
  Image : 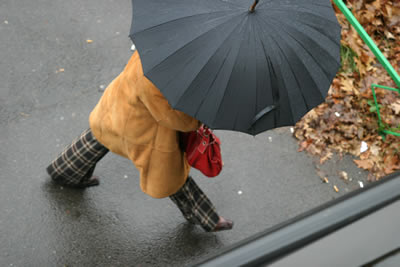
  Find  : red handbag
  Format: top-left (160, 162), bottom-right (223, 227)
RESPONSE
top-left (180, 126), bottom-right (223, 177)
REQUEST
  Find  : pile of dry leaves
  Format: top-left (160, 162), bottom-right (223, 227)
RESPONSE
top-left (294, 0), bottom-right (400, 180)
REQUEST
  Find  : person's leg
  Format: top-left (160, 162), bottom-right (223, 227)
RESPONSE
top-left (169, 181), bottom-right (201, 225)
top-left (170, 176), bottom-right (233, 232)
top-left (46, 128), bottom-right (109, 188)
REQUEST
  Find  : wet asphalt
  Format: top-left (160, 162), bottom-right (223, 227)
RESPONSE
top-left (0, 0), bottom-right (370, 266)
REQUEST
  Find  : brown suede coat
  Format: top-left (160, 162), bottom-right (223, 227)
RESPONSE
top-left (89, 51), bottom-right (200, 198)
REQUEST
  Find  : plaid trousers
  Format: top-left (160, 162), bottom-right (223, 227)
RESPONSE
top-left (170, 177), bottom-right (220, 232)
top-left (46, 128), bottom-right (109, 185)
top-left (46, 128), bottom-right (220, 231)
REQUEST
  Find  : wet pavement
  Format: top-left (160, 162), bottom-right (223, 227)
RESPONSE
top-left (1, 0), bottom-right (369, 266)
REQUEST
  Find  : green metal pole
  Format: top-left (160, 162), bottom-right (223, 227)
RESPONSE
top-left (371, 84), bottom-right (400, 138)
top-left (333, 0), bottom-right (400, 89)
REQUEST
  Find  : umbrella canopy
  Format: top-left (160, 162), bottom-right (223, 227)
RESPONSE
top-left (129, 0), bottom-right (341, 135)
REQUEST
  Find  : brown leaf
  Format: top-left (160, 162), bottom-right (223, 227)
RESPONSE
top-left (354, 159), bottom-right (375, 170)
top-left (320, 151), bottom-right (333, 164)
top-left (390, 100), bottom-right (400, 114)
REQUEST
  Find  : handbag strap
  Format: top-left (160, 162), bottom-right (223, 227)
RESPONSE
top-left (199, 126), bottom-right (220, 146)
top-left (197, 133), bottom-right (209, 154)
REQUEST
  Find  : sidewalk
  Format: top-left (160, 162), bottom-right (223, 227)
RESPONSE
top-left (0, 0), bottom-right (368, 266)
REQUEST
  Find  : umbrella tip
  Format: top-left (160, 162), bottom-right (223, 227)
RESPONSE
top-left (249, 0), bottom-right (259, 13)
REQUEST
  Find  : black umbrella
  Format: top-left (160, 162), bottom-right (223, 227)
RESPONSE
top-left (129, 0), bottom-right (341, 135)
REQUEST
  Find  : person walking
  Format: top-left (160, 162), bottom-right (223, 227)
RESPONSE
top-left (46, 51), bottom-right (233, 232)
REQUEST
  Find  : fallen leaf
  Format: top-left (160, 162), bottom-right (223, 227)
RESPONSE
top-left (354, 159), bottom-right (375, 170)
top-left (385, 32), bottom-right (396, 40)
top-left (320, 151), bottom-right (333, 164)
top-left (390, 100), bottom-right (400, 114)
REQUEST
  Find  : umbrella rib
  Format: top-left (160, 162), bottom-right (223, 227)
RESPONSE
top-left (251, 16), bottom-right (258, 131)
top-left (265, 17), bottom-right (340, 85)
top-left (212, 17), bottom-right (250, 128)
top-left (216, 0), bottom-right (246, 9)
top-left (262, 10), bottom-right (341, 59)
top-left (255, 15), bottom-right (304, 122)
top-left (258, 1), bottom-right (334, 9)
top-left (295, 19), bottom-right (341, 48)
top-left (266, 9), bottom-right (341, 45)
top-left (143, 11), bottom-right (244, 76)
top-left (275, 48), bottom-right (311, 113)
top-left (194, 16), bottom-right (249, 123)
top-left (193, 47), bottom-right (233, 119)
top-left (173, 16), bottom-right (244, 112)
top-left (262, 19), bottom-right (330, 112)
top-left (253, 17), bottom-right (278, 130)
top-left (251, 17), bottom-right (258, 133)
top-left (255, 18), bottom-right (288, 126)
top-left (130, 10), bottom-right (239, 36)
top-left (231, 19), bottom-right (255, 131)
top-left (155, 13), bottom-right (247, 107)
top-left (258, 5), bottom-right (339, 24)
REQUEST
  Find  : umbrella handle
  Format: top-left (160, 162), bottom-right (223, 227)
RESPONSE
top-left (251, 104), bottom-right (277, 127)
top-left (249, 0), bottom-right (260, 13)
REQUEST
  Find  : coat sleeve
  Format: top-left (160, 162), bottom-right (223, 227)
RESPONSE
top-left (138, 80), bottom-right (200, 132)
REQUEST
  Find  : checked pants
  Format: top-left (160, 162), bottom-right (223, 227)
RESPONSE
top-left (46, 128), bottom-right (220, 232)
